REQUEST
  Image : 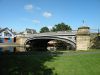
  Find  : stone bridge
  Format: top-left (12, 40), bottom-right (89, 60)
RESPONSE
top-left (16, 26), bottom-right (91, 51)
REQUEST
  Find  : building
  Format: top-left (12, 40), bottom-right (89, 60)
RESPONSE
top-left (23, 28), bottom-right (36, 35)
top-left (0, 28), bottom-right (16, 43)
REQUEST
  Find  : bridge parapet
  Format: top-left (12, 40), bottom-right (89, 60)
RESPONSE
top-left (24, 31), bottom-right (76, 37)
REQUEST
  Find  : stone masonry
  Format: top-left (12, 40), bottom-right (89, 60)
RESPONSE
top-left (76, 26), bottom-right (90, 50)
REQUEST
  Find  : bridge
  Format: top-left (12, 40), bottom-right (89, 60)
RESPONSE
top-left (16, 26), bottom-right (91, 51)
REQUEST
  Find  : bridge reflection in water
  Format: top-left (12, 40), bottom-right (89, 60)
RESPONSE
top-left (0, 46), bottom-right (25, 53)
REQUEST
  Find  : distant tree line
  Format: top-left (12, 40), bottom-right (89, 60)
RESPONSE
top-left (40, 22), bottom-right (72, 33)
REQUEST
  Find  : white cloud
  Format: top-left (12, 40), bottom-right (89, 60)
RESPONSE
top-left (32, 19), bottom-right (40, 24)
top-left (43, 12), bottom-right (52, 18)
top-left (24, 4), bottom-right (33, 11)
top-left (24, 4), bottom-right (41, 12)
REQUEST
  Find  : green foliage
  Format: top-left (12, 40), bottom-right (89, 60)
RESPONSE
top-left (51, 22), bottom-right (72, 32)
top-left (40, 27), bottom-right (49, 33)
top-left (39, 23), bottom-right (72, 33)
top-left (55, 40), bottom-right (73, 50)
top-left (91, 36), bottom-right (100, 49)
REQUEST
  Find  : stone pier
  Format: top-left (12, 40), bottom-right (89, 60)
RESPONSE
top-left (76, 26), bottom-right (90, 50)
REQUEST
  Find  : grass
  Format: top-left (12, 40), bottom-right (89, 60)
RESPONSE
top-left (44, 50), bottom-right (100, 75)
top-left (0, 49), bottom-right (100, 75)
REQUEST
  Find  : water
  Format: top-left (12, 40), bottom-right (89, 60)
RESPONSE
top-left (0, 46), bottom-right (52, 53)
top-left (0, 45), bottom-right (74, 53)
top-left (0, 46), bottom-right (26, 52)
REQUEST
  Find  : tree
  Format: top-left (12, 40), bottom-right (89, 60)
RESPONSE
top-left (40, 26), bottom-right (49, 33)
top-left (51, 22), bottom-right (72, 32)
top-left (91, 35), bottom-right (100, 49)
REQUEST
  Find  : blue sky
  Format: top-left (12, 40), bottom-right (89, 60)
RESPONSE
top-left (0, 0), bottom-right (100, 32)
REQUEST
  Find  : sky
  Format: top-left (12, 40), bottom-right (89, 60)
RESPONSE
top-left (0, 0), bottom-right (100, 32)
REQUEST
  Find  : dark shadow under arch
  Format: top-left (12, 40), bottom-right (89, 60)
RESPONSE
top-left (25, 36), bottom-right (76, 51)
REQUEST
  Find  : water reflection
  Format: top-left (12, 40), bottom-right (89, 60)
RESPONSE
top-left (0, 46), bottom-right (25, 53)
top-left (0, 46), bottom-right (54, 53)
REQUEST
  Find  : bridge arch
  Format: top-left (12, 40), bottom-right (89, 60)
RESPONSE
top-left (25, 36), bottom-right (76, 51)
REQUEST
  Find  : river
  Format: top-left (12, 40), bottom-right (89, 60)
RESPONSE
top-left (0, 46), bottom-right (26, 53)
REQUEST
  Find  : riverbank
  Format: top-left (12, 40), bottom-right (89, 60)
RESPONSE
top-left (0, 50), bottom-right (100, 75)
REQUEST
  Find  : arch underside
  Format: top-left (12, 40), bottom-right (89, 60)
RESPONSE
top-left (25, 36), bottom-right (76, 51)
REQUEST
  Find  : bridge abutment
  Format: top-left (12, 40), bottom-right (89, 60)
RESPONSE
top-left (76, 26), bottom-right (90, 50)
top-left (16, 36), bottom-right (27, 46)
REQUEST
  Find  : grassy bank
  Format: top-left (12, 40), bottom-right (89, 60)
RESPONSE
top-left (44, 50), bottom-right (100, 75)
top-left (0, 49), bottom-right (100, 75)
